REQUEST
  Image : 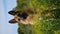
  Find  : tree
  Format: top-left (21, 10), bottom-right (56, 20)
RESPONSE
top-left (8, 0), bottom-right (60, 34)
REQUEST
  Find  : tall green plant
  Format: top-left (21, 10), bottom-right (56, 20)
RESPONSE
top-left (9, 0), bottom-right (60, 34)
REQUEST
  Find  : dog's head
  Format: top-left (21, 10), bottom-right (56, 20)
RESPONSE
top-left (8, 9), bottom-right (36, 24)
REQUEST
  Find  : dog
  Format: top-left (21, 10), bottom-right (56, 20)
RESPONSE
top-left (8, 8), bottom-right (36, 25)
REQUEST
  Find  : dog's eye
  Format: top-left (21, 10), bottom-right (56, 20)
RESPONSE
top-left (17, 12), bottom-right (28, 19)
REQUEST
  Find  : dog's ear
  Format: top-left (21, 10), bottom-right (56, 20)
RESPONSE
top-left (8, 11), bottom-right (17, 15)
top-left (9, 19), bottom-right (17, 24)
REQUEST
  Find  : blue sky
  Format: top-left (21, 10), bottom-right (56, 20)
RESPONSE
top-left (0, 0), bottom-right (18, 34)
